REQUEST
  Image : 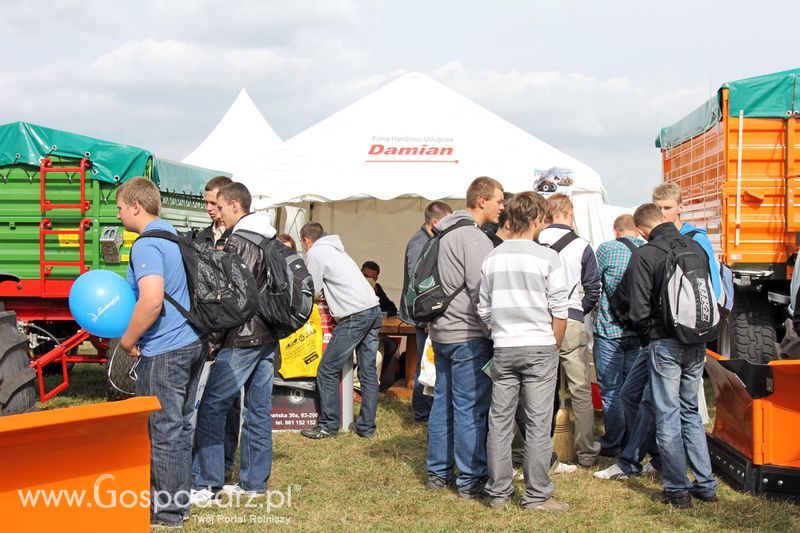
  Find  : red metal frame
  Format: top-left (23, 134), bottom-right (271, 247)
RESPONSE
top-left (31, 329), bottom-right (91, 402)
top-left (39, 157), bottom-right (91, 213)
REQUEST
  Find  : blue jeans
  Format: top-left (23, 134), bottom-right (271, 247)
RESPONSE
top-left (412, 327), bottom-right (433, 421)
top-left (194, 342), bottom-right (276, 493)
top-left (618, 344), bottom-right (660, 475)
top-left (317, 306), bottom-right (382, 435)
top-left (649, 338), bottom-right (716, 496)
top-left (427, 337), bottom-right (493, 492)
top-left (135, 340), bottom-right (205, 525)
top-left (594, 335), bottom-right (639, 452)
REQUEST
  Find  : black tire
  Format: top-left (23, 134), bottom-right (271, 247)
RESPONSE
top-left (106, 338), bottom-right (136, 400)
top-left (0, 303), bottom-right (37, 415)
top-left (718, 288), bottom-right (778, 364)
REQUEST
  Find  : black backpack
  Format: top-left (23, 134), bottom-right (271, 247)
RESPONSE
top-left (134, 230), bottom-right (260, 336)
top-left (404, 219), bottom-right (476, 323)
top-left (237, 230), bottom-right (315, 339)
top-left (650, 236), bottom-right (720, 344)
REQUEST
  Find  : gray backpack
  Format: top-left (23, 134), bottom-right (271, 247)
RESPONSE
top-left (651, 236), bottom-right (720, 344)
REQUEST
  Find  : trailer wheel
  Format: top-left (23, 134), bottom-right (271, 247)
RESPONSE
top-left (106, 339), bottom-right (136, 400)
top-left (719, 288), bottom-right (778, 364)
top-left (0, 304), bottom-right (37, 415)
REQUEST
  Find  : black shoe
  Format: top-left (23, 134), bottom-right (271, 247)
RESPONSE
top-left (689, 488), bottom-right (718, 502)
top-left (224, 469), bottom-right (234, 483)
top-left (600, 447), bottom-right (620, 457)
top-left (300, 425), bottom-right (337, 439)
top-left (349, 422), bottom-right (374, 439)
top-left (650, 490), bottom-right (692, 509)
top-left (426, 476), bottom-right (454, 490)
top-left (457, 482), bottom-right (488, 500)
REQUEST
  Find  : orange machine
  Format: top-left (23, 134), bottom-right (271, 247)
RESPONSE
top-left (705, 351), bottom-right (800, 500)
top-left (0, 397), bottom-right (160, 532)
top-left (658, 68), bottom-right (800, 363)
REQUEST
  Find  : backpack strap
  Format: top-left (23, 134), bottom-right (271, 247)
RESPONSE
top-left (539, 231), bottom-right (580, 253)
top-left (428, 219), bottom-right (476, 302)
top-left (132, 230), bottom-right (190, 320)
top-left (684, 229), bottom-right (700, 239)
top-left (616, 238), bottom-right (638, 254)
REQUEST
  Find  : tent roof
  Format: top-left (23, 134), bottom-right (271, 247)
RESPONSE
top-left (237, 73), bottom-right (605, 206)
top-left (183, 88), bottom-right (281, 176)
top-left (656, 67), bottom-right (800, 149)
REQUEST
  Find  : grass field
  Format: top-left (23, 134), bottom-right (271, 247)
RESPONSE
top-left (41, 364), bottom-right (800, 531)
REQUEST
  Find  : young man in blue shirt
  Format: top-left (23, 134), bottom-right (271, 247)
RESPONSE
top-left (118, 177), bottom-right (205, 528)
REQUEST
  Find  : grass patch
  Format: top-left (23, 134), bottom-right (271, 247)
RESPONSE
top-left (40, 364), bottom-right (800, 531)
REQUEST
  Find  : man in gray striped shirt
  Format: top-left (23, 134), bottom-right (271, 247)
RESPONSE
top-left (477, 191), bottom-right (570, 513)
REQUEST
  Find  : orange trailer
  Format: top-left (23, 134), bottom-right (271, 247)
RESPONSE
top-left (657, 68), bottom-right (800, 363)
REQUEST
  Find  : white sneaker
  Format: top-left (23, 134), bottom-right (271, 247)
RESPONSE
top-left (550, 461), bottom-right (578, 474)
top-left (641, 463), bottom-right (658, 476)
top-left (221, 484), bottom-right (265, 498)
top-left (513, 468), bottom-right (525, 481)
top-left (593, 463), bottom-right (629, 481)
top-left (189, 488), bottom-right (219, 506)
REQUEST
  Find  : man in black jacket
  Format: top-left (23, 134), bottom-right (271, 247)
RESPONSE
top-left (617, 203), bottom-right (717, 508)
top-left (192, 183), bottom-right (279, 503)
top-left (191, 175), bottom-right (240, 485)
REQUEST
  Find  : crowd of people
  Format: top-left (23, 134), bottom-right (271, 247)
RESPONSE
top-left (116, 173), bottom-right (722, 527)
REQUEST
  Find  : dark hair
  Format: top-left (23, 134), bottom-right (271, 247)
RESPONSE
top-left (497, 192), bottom-right (515, 227)
top-left (506, 191), bottom-right (547, 235)
top-left (205, 175), bottom-right (233, 192)
top-left (424, 201), bottom-right (453, 224)
top-left (278, 234), bottom-right (296, 251)
top-left (361, 261), bottom-right (380, 274)
top-left (466, 176), bottom-right (503, 209)
top-left (633, 203), bottom-right (664, 229)
top-left (217, 182), bottom-right (252, 213)
top-left (300, 222), bottom-right (325, 242)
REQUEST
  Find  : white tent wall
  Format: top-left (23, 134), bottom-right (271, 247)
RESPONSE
top-left (302, 198), bottom-right (463, 305)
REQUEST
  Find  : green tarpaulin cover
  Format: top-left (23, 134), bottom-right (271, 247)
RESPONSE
top-left (0, 121), bottom-right (229, 196)
top-left (0, 121), bottom-right (151, 183)
top-left (656, 67), bottom-right (800, 149)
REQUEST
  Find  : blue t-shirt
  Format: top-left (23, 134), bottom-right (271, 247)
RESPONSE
top-left (126, 219), bottom-right (199, 356)
top-left (680, 222), bottom-right (722, 301)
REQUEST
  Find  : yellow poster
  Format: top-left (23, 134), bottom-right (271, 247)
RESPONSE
top-left (278, 305), bottom-right (323, 379)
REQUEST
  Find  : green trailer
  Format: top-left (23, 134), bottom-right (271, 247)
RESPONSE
top-left (0, 121), bottom-right (226, 413)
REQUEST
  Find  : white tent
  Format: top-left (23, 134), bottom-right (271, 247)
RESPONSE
top-left (183, 88), bottom-right (281, 176)
top-left (237, 73), bottom-right (612, 301)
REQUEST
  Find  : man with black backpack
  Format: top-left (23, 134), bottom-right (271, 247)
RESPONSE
top-left (536, 194), bottom-right (601, 468)
top-left (621, 203), bottom-right (718, 508)
top-left (299, 222), bottom-right (382, 440)
top-left (423, 176), bottom-right (504, 499)
top-left (192, 182), bottom-right (279, 504)
top-left (117, 177), bottom-right (206, 528)
top-left (592, 214), bottom-right (645, 456)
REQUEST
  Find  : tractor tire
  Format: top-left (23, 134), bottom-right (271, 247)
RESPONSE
top-left (718, 288), bottom-right (778, 364)
top-left (0, 303), bottom-right (37, 415)
top-left (106, 338), bottom-right (136, 400)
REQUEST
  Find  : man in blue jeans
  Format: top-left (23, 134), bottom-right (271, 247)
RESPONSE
top-left (426, 176), bottom-right (504, 499)
top-left (606, 203), bottom-right (717, 508)
top-left (118, 177), bottom-right (205, 528)
top-left (299, 222), bottom-right (382, 439)
top-left (593, 214), bottom-right (645, 455)
top-left (192, 183), bottom-right (278, 504)
top-left (399, 201), bottom-right (453, 422)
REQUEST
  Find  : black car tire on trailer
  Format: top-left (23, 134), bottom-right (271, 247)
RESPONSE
top-left (0, 303), bottom-right (37, 415)
top-left (718, 287), bottom-right (778, 364)
top-left (106, 338), bottom-right (136, 400)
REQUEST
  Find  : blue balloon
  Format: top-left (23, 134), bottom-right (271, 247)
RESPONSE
top-left (69, 270), bottom-right (136, 338)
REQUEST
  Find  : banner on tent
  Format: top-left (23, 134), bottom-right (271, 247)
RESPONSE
top-left (533, 167), bottom-right (574, 196)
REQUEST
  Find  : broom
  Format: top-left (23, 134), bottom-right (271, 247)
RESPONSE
top-left (552, 366), bottom-right (577, 463)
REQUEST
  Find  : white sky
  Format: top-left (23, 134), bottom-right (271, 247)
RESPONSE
top-left (0, 0), bottom-right (795, 206)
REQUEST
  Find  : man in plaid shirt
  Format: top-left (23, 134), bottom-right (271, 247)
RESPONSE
top-left (593, 214), bottom-right (644, 456)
